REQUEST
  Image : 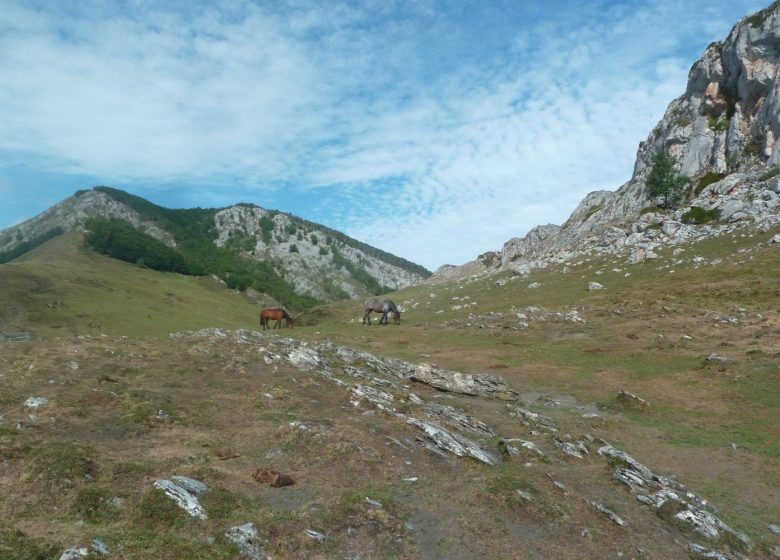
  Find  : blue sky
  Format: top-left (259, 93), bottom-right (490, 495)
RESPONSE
top-left (0, 0), bottom-right (764, 269)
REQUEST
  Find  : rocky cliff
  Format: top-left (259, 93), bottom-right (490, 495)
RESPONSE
top-left (0, 188), bottom-right (430, 302)
top-left (440, 2), bottom-right (780, 281)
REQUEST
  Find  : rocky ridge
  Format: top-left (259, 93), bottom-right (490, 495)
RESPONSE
top-left (438, 2), bottom-right (780, 282)
top-left (0, 189), bottom-right (429, 302)
top-left (138, 327), bottom-right (755, 560)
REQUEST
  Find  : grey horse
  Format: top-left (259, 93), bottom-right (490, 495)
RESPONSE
top-left (362, 299), bottom-right (401, 325)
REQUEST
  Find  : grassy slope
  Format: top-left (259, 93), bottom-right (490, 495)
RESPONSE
top-left (0, 225), bottom-right (778, 558)
top-left (0, 232), bottom-right (260, 338)
top-left (291, 225), bottom-right (780, 548)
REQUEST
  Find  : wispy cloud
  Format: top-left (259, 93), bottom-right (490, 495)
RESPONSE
top-left (0, 0), bottom-right (765, 268)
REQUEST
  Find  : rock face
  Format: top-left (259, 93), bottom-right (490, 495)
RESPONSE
top-left (0, 188), bottom-right (429, 302)
top-left (432, 3), bottom-right (780, 282)
top-left (211, 205), bottom-right (427, 299)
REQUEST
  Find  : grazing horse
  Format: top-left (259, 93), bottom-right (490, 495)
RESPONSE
top-left (260, 308), bottom-right (293, 330)
top-left (362, 299), bottom-right (401, 326)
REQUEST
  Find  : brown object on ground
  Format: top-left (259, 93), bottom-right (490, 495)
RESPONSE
top-left (252, 468), bottom-right (295, 487)
top-left (215, 447), bottom-right (240, 460)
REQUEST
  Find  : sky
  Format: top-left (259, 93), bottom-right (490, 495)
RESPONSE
top-left (0, 0), bottom-right (765, 270)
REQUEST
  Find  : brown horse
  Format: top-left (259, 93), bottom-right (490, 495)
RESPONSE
top-left (260, 308), bottom-right (293, 330)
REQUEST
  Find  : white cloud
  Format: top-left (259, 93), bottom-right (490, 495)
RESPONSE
top-left (0, 0), bottom-right (765, 269)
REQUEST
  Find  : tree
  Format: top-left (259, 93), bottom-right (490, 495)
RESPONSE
top-left (646, 152), bottom-right (689, 209)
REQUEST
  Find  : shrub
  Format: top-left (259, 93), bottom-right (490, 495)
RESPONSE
top-left (681, 206), bottom-right (720, 224)
top-left (289, 244), bottom-right (299, 253)
top-left (693, 171), bottom-right (727, 196)
top-left (759, 167), bottom-right (780, 181)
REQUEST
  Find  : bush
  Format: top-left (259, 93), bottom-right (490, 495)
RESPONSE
top-left (693, 171), bottom-right (727, 196)
top-left (681, 206), bottom-right (720, 224)
top-left (289, 244), bottom-right (299, 253)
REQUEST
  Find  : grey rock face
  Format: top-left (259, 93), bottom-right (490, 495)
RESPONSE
top-left (434, 4), bottom-right (780, 283)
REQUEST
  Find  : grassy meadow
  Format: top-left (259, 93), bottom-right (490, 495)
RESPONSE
top-left (0, 226), bottom-right (778, 558)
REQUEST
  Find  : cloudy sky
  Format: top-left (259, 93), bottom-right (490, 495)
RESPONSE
top-left (0, 0), bottom-right (764, 269)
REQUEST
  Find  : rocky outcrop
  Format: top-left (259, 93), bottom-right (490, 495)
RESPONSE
top-left (433, 3), bottom-right (780, 282)
top-left (0, 190), bottom-right (175, 249)
top-left (212, 205), bottom-right (427, 300)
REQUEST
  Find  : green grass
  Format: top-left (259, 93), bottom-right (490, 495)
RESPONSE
top-left (0, 232), bottom-right (260, 337)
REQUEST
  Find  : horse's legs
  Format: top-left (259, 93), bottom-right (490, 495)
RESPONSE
top-left (363, 310), bottom-right (371, 325)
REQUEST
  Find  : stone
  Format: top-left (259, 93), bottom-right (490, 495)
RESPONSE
top-left (90, 539), bottom-right (111, 556)
top-left (304, 529), bottom-right (327, 541)
top-left (406, 417), bottom-right (498, 465)
top-left (225, 523), bottom-right (264, 560)
top-left (507, 405), bottom-right (558, 432)
top-left (588, 282), bottom-right (605, 291)
top-left (153, 478), bottom-right (208, 519)
top-left (24, 397), bottom-right (49, 408)
top-left (59, 548), bottom-right (88, 560)
top-left (411, 363), bottom-right (519, 400)
top-left (769, 523), bottom-right (780, 534)
top-left (706, 353), bottom-right (733, 364)
top-left (616, 389), bottom-right (651, 409)
top-left (688, 543), bottom-right (730, 560)
top-left (586, 500), bottom-right (627, 527)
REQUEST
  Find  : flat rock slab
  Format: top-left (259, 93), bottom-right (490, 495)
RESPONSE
top-left (153, 478), bottom-right (208, 520)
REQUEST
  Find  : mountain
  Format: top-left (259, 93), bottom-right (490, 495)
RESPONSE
top-left (438, 1), bottom-right (780, 280)
top-left (0, 187), bottom-right (430, 307)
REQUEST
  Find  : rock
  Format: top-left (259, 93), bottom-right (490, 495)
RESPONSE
top-left (225, 523), bottom-right (264, 560)
top-left (59, 548), bottom-right (88, 560)
top-left (706, 353), bottom-right (734, 364)
top-left (153, 478), bottom-right (208, 519)
top-left (170, 475), bottom-right (208, 495)
top-left (527, 282), bottom-right (542, 289)
top-left (349, 384), bottom-right (396, 413)
top-left (411, 363), bottom-right (519, 400)
top-left (769, 523), bottom-right (780, 534)
top-left (555, 438), bottom-right (589, 459)
top-left (423, 402), bottom-right (495, 437)
top-left (515, 489), bottom-right (534, 502)
top-left (588, 282), bottom-right (605, 291)
top-left (252, 469), bottom-right (295, 487)
top-left (90, 539), bottom-right (111, 556)
top-left (688, 543), bottom-right (731, 560)
top-left (24, 397), bottom-right (49, 408)
top-left (586, 500), bottom-right (627, 527)
top-left (507, 405), bottom-right (558, 432)
top-left (406, 417), bottom-right (498, 465)
top-left (303, 529), bottom-right (327, 541)
top-left (499, 438), bottom-right (544, 458)
top-left (616, 389), bottom-right (651, 409)
top-left (770, 233), bottom-right (780, 244)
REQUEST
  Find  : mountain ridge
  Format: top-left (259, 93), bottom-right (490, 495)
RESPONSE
top-left (0, 186), bottom-right (431, 307)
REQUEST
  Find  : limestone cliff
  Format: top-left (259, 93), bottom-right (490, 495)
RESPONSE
top-left (438, 2), bottom-right (780, 281)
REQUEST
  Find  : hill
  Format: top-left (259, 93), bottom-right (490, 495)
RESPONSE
top-left (0, 231), bottom-right (260, 338)
top-left (0, 186), bottom-right (431, 309)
